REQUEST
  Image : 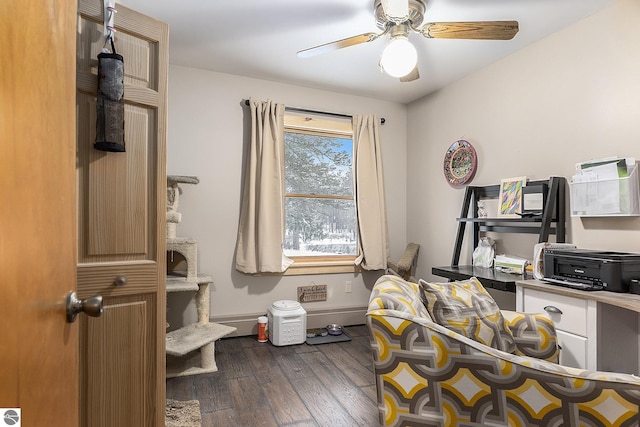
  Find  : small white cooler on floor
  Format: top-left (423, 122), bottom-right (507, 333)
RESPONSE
top-left (268, 300), bottom-right (306, 346)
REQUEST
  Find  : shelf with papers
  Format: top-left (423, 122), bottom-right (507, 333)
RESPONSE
top-left (570, 163), bottom-right (639, 217)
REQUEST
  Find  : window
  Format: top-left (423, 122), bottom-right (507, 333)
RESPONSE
top-left (282, 113), bottom-right (359, 273)
top-left (235, 100), bottom-right (387, 275)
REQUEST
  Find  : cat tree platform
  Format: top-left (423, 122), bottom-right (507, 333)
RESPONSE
top-left (166, 275), bottom-right (208, 293)
top-left (165, 275), bottom-right (236, 378)
top-left (166, 321), bottom-right (237, 378)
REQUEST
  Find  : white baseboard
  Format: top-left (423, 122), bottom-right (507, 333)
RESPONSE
top-left (210, 305), bottom-right (368, 337)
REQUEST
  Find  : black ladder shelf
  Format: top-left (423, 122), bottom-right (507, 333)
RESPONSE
top-left (432, 176), bottom-right (566, 292)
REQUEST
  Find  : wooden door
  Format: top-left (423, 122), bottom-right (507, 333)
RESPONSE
top-left (76, 1), bottom-right (168, 426)
top-left (0, 0), bottom-right (78, 425)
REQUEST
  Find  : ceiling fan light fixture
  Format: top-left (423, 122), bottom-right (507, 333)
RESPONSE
top-left (381, 0), bottom-right (409, 21)
top-left (380, 35), bottom-right (417, 78)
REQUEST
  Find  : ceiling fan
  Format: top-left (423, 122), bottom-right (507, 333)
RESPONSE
top-left (297, 0), bottom-right (519, 82)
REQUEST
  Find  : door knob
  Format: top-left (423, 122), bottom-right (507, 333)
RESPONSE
top-left (66, 291), bottom-right (104, 323)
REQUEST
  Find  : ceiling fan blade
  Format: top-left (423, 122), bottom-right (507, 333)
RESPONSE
top-left (399, 65), bottom-right (419, 82)
top-left (417, 21), bottom-right (519, 40)
top-left (297, 32), bottom-right (381, 58)
top-left (382, 0), bottom-right (409, 20)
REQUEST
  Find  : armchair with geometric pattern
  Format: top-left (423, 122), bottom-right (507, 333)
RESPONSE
top-left (367, 274), bottom-right (640, 426)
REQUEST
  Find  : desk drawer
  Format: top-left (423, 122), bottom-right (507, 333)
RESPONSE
top-left (556, 329), bottom-right (588, 369)
top-left (522, 288), bottom-right (588, 336)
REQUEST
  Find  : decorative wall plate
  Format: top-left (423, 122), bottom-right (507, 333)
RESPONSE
top-left (443, 140), bottom-right (477, 187)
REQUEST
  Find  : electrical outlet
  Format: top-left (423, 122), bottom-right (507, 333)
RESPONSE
top-left (345, 281), bottom-right (352, 293)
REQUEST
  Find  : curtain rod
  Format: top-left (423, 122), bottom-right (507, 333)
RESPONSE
top-left (243, 99), bottom-right (385, 125)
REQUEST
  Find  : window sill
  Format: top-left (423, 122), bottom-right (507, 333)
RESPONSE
top-left (282, 259), bottom-right (362, 276)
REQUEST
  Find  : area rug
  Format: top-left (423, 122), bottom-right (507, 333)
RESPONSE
top-left (166, 399), bottom-right (201, 427)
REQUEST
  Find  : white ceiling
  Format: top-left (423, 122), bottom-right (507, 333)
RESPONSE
top-left (118, 0), bottom-right (615, 104)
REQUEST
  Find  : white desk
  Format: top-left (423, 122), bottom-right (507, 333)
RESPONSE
top-left (516, 279), bottom-right (640, 374)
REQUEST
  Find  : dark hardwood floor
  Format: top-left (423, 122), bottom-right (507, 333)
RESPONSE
top-left (166, 325), bottom-right (382, 426)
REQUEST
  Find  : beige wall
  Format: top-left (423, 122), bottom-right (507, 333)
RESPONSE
top-left (407, 0), bottom-right (640, 283)
top-left (166, 67), bottom-right (408, 331)
top-left (168, 0), bottom-right (640, 332)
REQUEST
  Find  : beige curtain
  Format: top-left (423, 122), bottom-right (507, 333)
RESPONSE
top-left (353, 114), bottom-right (389, 270)
top-left (235, 99), bottom-right (293, 273)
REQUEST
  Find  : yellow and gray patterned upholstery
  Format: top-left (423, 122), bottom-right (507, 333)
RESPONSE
top-left (502, 310), bottom-right (559, 363)
top-left (419, 277), bottom-right (517, 353)
top-left (367, 275), bottom-right (640, 426)
top-left (369, 275), bottom-right (432, 320)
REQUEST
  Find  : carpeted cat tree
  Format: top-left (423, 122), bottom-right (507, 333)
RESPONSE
top-left (165, 175), bottom-right (236, 378)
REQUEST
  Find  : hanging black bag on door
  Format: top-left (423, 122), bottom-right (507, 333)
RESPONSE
top-left (95, 39), bottom-right (125, 152)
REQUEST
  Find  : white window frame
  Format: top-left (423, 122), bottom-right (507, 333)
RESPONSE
top-left (282, 113), bottom-right (361, 275)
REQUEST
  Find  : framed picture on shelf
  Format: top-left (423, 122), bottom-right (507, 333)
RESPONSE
top-left (498, 176), bottom-right (527, 217)
top-left (522, 191), bottom-right (544, 214)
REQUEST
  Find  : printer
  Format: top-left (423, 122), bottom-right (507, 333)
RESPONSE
top-left (543, 248), bottom-right (640, 292)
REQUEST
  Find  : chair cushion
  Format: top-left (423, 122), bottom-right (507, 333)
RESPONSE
top-left (502, 310), bottom-right (559, 362)
top-left (419, 277), bottom-right (517, 353)
top-left (368, 275), bottom-right (432, 320)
